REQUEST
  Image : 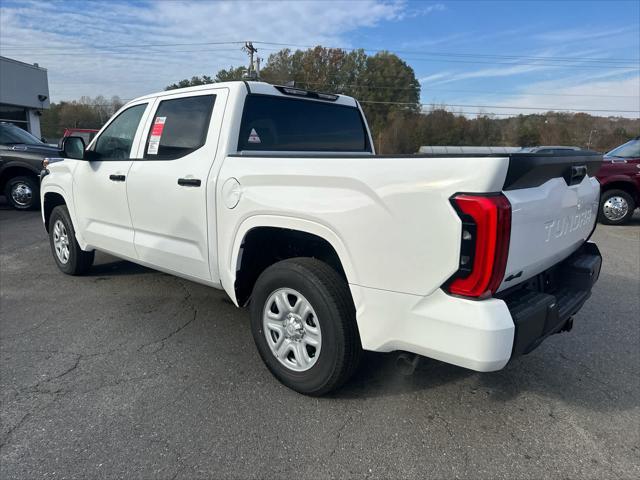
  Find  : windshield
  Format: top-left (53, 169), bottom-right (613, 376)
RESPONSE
top-left (0, 124), bottom-right (44, 146)
top-left (606, 138), bottom-right (640, 158)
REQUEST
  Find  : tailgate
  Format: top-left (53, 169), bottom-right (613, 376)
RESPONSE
top-left (498, 152), bottom-right (601, 292)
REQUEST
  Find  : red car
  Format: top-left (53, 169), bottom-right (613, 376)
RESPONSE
top-left (597, 136), bottom-right (640, 225)
top-left (59, 128), bottom-right (99, 148)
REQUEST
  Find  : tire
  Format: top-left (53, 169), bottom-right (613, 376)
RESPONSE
top-left (250, 258), bottom-right (362, 396)
top-left (48, 205), bottom-right (94, 275)
top-left (598, 189), bottom-right (635, 225)
top-left (4, 175), bottom-right (39, 210)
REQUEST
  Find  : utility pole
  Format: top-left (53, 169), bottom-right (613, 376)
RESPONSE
top-left (242, 41), bottom-right (259, 80)
top-left (255, 56), bottom-right (262, 78)
top-left (587, 129), bottom-right (597, 149)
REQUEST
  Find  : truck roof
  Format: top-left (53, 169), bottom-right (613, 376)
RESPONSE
top-left (127, 81), bottom-right (359, 108)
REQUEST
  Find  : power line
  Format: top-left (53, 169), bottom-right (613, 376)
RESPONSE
top-left (61, 99), bottom-right (639, 115)
top-left (246, 46), bottom-right (640, 69)
top-left (289, 80), bottom-right (639, 98)
top-left (0, 41), bottom-right (246, 51)
top-left (252, 41), bottom-right (640, 64)
top-left (9, 46), bottom-right (637, 69)
top-left (359, 100), bottom-right (640, 114)
top-left (3, 39), bottom-right (636, 62)
top-left (3, 40), bottom-right (638, 68)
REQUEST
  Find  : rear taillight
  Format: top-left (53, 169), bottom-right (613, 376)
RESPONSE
top-left (446, 194), bottom-right (511, 298)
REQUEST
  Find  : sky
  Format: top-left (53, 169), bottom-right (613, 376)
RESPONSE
top-left (1, 0), bottom-right (639, 118)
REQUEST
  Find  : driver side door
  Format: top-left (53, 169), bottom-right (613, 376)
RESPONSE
top-left (72, 101), bottom-right (153, 259)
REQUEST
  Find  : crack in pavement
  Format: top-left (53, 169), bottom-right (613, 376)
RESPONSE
top-left (136, 308), bottom-right (198, 354)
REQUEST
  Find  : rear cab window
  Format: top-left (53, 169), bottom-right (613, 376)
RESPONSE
top-left (238, 95), bottom-right (371, 153)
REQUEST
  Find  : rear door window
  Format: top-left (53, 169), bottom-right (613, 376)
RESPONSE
top-left (144, 95), bottom-right (216, 160)
top-left (238, 95), bottom-right (370, 152)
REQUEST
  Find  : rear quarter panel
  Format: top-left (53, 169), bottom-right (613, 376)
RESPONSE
top-left (217, 155), bottom-right (509, 298)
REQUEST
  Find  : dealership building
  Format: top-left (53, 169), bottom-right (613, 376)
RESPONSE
top-left (0, 56), bottom-right (50, 139)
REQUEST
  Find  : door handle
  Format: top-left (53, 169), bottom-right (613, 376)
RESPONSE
top-left (109, 174), bottom-right (126, 182)
top-left (177, 178), bottom-right (201, 187)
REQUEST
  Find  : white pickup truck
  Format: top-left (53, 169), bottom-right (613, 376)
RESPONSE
top-left (40, 81), bottom-right (602, 395)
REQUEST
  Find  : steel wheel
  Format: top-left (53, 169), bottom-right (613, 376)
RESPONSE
top-left (603, 195), bottom-right (629, 222)
top-left (10, 182), bottom-right (33, 207)
top-left (53, 219), bottom-right (70, 264)
top-left (263, 288), bottom-right (321, 372)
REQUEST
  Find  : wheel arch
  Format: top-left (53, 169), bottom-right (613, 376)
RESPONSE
top-left (43, 191), bottom-right (68, 232)
top-left (225, 216), bottom-right (357, 307)
top-left (0, 165), bottom-right (40, 191)
top-left (600, 179), bottom-right (639, 203)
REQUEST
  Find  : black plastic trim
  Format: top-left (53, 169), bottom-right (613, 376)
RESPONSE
top-left (499, 242), bottom-right (602, 357)
top-left (503, 152), bottom-right (602, 190)
top-left (274, 85), bottom-right (339, 101)
top-left (177, 178), bottom-right (201, 187)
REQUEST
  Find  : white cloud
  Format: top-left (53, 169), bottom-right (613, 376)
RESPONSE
top-left (419, 72), bottom-right (451, 83)
top-left (451, 74), bottom-right (640, 119)
top-left (0, 0), bottom-right (406, 101)
top-left (422, 62), bottom-right (552, 86)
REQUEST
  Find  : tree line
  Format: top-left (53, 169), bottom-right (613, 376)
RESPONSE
top-left (40, 96), bottom-right (124, 142)
top-left (42, 46), bottom-right (638, 152)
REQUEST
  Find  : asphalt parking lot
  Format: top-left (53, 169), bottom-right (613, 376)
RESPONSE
top-left (0, 200), bottom-right (638, 480)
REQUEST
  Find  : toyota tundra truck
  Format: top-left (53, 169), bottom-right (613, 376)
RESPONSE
top-left (40, 81), bottom-right (602, 395)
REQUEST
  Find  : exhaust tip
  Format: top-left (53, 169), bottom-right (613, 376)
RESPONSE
top-left (395, 352), bottom-right (420, 376)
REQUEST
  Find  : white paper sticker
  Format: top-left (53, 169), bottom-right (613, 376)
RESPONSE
top-left (147, 139), bottom-right (160, 155)
top-left (247, 128), bottom-right (261, 143)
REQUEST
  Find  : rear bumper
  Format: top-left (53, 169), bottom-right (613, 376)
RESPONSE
top-left (499, 242), bottom-right (601, 357)
top-left (351, 242), bottom-right (601, 372)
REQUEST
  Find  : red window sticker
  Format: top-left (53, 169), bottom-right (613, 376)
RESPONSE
top-left (151, 117), bottom-right (166, 136)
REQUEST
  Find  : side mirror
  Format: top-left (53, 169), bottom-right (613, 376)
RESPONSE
top-left (62, 136), bottom-right (85, 160)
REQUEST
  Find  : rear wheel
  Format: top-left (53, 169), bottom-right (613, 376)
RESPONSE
top-left (250, 258), bottom-right (361, 396)
top-left (4, 175), bottom-right (39, 210)
top-left (48, 205), bottom-right (94, 275)
top-left (599, 189), bottom-right (635, 225)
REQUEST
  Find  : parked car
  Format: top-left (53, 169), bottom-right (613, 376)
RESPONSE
top-left (59, 128), bottom-right (99, 148)
top-left (596, 137), bottom-right (640, 225)
top-left (0, 122), bottom-right (60, 210)
top-left (519, 146), bottom-right (583, 154)
top-left (41, 82), bottom-right (602, 395)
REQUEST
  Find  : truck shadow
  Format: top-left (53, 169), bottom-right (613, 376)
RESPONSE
top-left (332, 347), bottom-right (637, 415)
top-left (332, 268), bottom-right (637, 413)
top-left (86, 253), bottom-right (154, 277)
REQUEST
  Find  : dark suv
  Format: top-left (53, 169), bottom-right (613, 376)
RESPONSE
top-left (0, 122), bottom-right (61, 210)
top-left (597, 137), bottom-right (640, 225)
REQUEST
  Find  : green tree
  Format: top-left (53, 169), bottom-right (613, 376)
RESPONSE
top-left (163, 46), bottom-right (639, 154)
top-left (40, 96), bottom-right (124, 141)
top-left (166, 75), bottom-right (214, 90)
top-left (258, 47), bottom-right (420, 147)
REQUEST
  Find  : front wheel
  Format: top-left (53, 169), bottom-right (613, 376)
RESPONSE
top-left (598, 189), bottom-right (635, 225)
top-left (250, 258), bottom-right (361, 396)
top-left (4, 175), bottom-right (39, 210)
top-left (48, 205), bottom-right (95, 275)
